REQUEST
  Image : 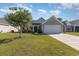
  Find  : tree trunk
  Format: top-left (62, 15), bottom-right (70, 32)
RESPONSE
top-left (18, 26), bottom-right (22, 38)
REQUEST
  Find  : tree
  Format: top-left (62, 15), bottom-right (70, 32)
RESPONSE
top-left (5, 7), bottom-right (32, 38)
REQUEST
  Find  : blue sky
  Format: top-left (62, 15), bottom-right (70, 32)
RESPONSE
top-left (0, 3), bottom-right (79, 21)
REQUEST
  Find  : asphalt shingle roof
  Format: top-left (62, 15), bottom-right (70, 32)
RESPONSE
top-left (32, 17), bottom-right (45, 23)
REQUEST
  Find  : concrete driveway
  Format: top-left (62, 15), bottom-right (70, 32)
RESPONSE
top-left (49, 34), bottom-right (79, 50)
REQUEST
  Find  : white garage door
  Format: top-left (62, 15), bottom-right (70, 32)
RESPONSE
top-left (44, 25), bottom-right (62, 34)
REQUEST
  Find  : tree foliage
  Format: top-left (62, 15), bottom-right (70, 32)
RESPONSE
top-left (5, 7), bottom-right (32, 37)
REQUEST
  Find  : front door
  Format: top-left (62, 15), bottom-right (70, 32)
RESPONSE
top-left (34, 26), bottom-right (38, 32)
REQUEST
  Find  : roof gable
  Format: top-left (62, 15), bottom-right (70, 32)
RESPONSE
top-left (44, 16), bottom-right (63, 25)
top-left (32, 17), bottom-right (45, 23)
top-left (63, 21), bottom-right (71, 26)
top-left (70, 19), bottom-right (79, 25)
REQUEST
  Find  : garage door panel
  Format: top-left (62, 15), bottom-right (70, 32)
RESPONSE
top-left (44, 25), bottom-right (62, 34)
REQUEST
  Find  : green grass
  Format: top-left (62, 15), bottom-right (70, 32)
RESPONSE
top-left (64, 32), bottom-right (79, 36)
top-left (0, 33), bottom-right (79, 56)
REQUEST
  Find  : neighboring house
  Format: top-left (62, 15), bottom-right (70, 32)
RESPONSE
top-left (0, 18), bottom-right (18, 33)
top-left (70, 20), bottom-right (79, 32)
top-left (67, 19), bottom-right (79, 32)
top-left (64, 20), bottom-right (79, 32)
top-left (63, 21), bottom-right (72, 32)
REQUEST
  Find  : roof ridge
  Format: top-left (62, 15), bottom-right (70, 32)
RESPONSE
top-left (43, 16), bottom-right (63, 25)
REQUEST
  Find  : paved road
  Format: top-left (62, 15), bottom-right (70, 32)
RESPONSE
top-left (49, 34), bottom-right (79, 50)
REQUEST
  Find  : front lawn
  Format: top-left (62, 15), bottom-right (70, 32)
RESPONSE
top-left (64, 32), bottom-right (79, 36)
top-left (0, 33), bottom-right (79, 56)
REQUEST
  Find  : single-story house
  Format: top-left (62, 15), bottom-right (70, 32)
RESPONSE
top-left (0, 18), bottom-right (18, 33)
top-left (63, 19), bottom-right (79, 32)
top-left (32, 16), bottom-right (63, 34)
top-left (70, 20), bottom-right (79, 32)
top-left (0, 16), bottom-right (79, 34)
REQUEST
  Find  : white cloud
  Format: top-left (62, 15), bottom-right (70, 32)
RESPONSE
top-left (50, 10), bottom-right (61, 16)
top-left (61, 3), bottom-right (79, 10)
top-left (16, 4), bottom-right (32, 12)
top-left (29, 5), bottom-right (32, 7)
top-left (0, 8), bottom-right (16, 13)
top-left (73, 4), bottom-right (79, 10)
top-left (76, 8), bottom-right (79, 10)
top-left (76, 12), bottom-right (79, 15)
top-left (57, 6), bottom-right (61, 9)
top-left (61, 3), bottom-right (79, 17)
top-left (73, 3), bottom-right (79, 7)
top-left (38, 9), bottom-right (47, 15)
top-left (48, 3), bottom-right (53, 6)
top-left (0, 4), bottom-right (32, 14)
top-left (61, 3), bottom-right (73, 9)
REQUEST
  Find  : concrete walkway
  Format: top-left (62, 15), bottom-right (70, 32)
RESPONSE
top-left (49, 34), bottom-right (79, 50)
